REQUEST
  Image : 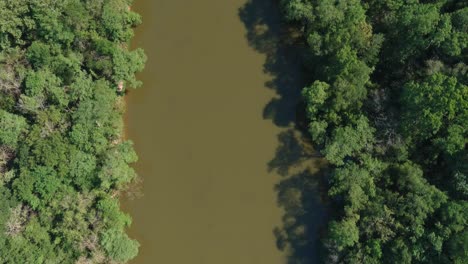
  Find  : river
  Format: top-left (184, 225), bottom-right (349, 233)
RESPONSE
top-left (123, 0), bottom-right (327, 263)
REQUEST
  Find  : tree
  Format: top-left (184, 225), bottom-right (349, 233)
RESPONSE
top-left (99, 141), bottom-right (138, 190)
top-left (328, 217), bottom-right (360, 251)
top-left (323, 116), bottom-right (375, 165)
top-left (26, 41), bottom-right (52, 69)
top-left (402, 73), bottom-right (467, 145)
top-left (0, 110), bottom-right (27, 147)
top-left (101, 228), bottom-right (139, 262)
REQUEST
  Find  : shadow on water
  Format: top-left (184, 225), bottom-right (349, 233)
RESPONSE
top-left (268, 128), bottom-right (329, 264)
top-left (239, 1), bottom-right (330, 263)
top-left (238, 0), bottom-right (307, 128)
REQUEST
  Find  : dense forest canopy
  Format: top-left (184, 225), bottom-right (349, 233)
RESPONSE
top-left (0, 0), bottom-right (145, 263)
top-left (279, 0), bottom-right (467, 263)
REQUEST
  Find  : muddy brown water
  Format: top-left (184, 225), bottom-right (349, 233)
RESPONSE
top-left (123, 0), bottom-right (327, 263)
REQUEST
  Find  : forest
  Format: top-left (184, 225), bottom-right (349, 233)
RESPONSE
top-left (279, 0), bottom-right (467, 263)
top-left (0, 0), bottom-right (466, 263)
top-left (0, 0), bottom-right (145, 263)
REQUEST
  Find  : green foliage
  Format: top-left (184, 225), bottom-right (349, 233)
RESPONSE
top-left (323, 116), bottom-right (374, 165)
top-left (99, 141), bottom-right (138, 190)
top-left (445, 230), bottom-right (468, 264)
top-left (281, 0), bottom-right (468, 263)
top-left (0, 1), bottom-right (33, 49)
top-left (0, 110), bottom-right (27, 147)
top-left (101, 0), bottom-right (140, 42)
top-left (402, 73), bottom-right (467, 145)
top-left (101, 228), bottom-right (139, 262)
top-left (68, 149), bottom-right (97, 190)
top-left (26, 41), bottom-right (52, 69)
top-left (329, 161), bottom-right (376, 214)
top-left (328, 217), bottom-right (360, 250)
top-left (0, 0), bottom-right (144, 262)
top-left (97, 197), bottom-right (131, 229)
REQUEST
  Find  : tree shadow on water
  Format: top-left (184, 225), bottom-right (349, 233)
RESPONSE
top-left (274, 167), bottom-right (329, 264)
top-left (239, 1), bottom-right (329, 263)
top-left (269, 129), bottom-right (329, 264)
top-left (239, 0), bottom-right (309, 127)
top-left (267, 129), bottom-right (321, 177)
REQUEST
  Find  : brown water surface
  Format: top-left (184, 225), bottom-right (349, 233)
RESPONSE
top-left (123, 1), bottom-right (326, 263)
